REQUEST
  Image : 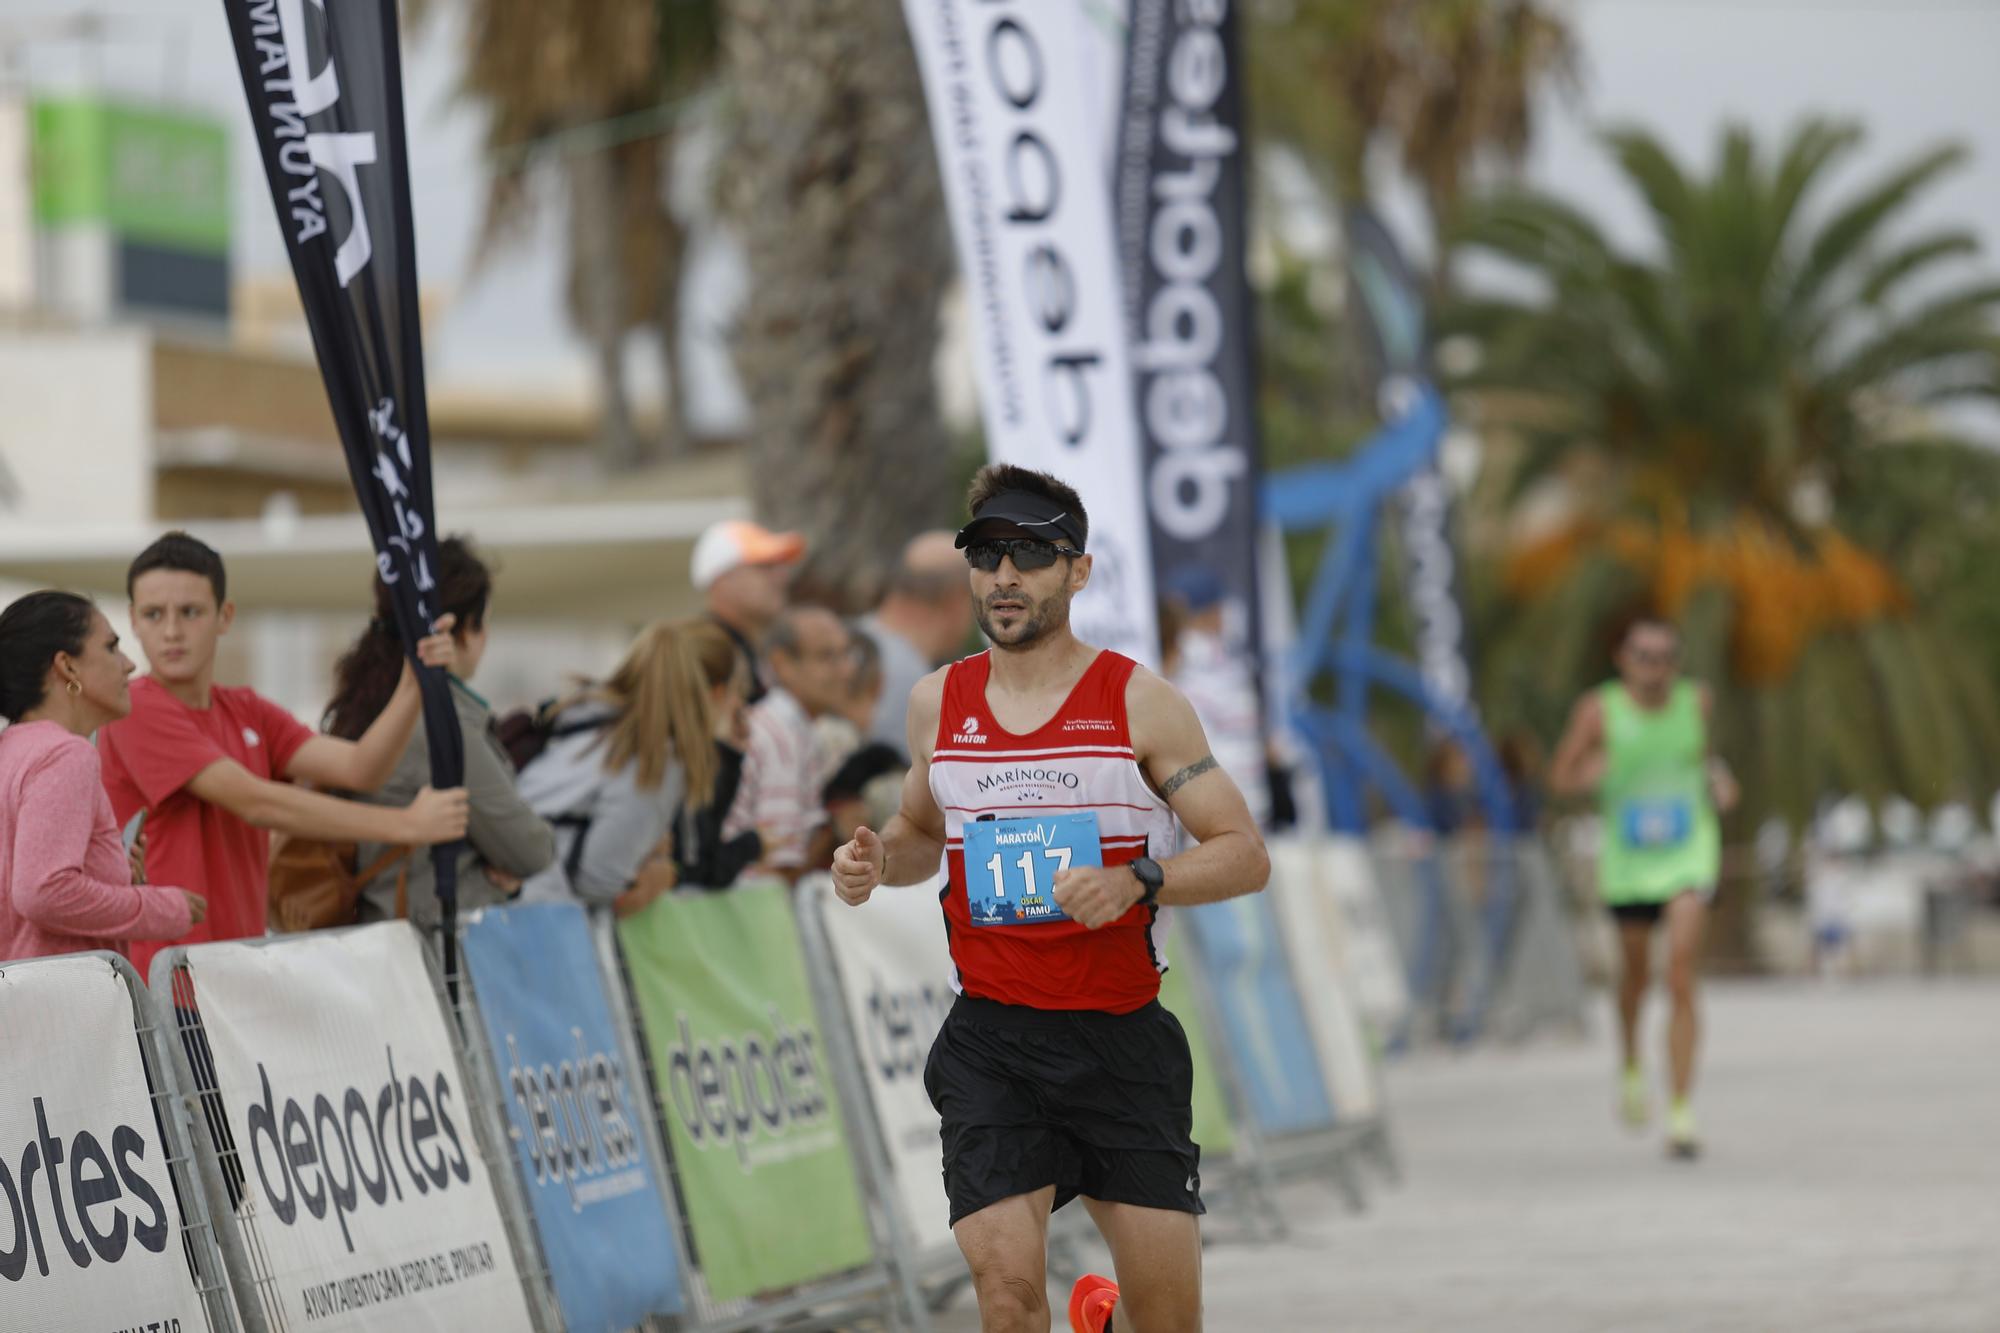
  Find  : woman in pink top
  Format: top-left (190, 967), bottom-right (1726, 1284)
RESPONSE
top-left (0, 591), bottom-right (204, 962)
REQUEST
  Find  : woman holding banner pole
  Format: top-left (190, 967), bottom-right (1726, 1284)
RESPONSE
top-left (0, 591), bottom-right (205, 962)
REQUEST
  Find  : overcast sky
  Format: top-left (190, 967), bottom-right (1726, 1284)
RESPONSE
top-left (10, 0), bottom-right (1999, 427)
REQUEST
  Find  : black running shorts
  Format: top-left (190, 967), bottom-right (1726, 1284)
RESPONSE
top-left (923, 993), bottom-right (1205, 1226)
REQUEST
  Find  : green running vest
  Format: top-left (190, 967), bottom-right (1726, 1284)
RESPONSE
top-left (1597, 679), bottom-right (1720, 903)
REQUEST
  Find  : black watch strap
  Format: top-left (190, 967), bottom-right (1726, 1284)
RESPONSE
top-left (1128, 856), bottom-right (1164, 906)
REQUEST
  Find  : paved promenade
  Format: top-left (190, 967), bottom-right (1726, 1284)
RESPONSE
top-left (935, 979), bottom-right (2000, 1331)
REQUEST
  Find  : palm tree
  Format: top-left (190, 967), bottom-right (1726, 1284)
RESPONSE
top-left (412, 0), bottom-right (720, 468)
top-left (1443, 120), bottom-right (2000, 958)
top-left (1248, 0), bottom-right (1577, 285)
top-left (718, 0), bottom-right (956, 610)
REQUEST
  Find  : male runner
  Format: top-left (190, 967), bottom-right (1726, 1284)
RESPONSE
top-left (832, 465), bottom-right (1269, 1333)
top-left (1549, 617), bottom-right (1738, 1158)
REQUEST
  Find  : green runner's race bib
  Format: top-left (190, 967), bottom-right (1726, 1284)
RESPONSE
top-left (963, 811), bottom-right (1102, 926)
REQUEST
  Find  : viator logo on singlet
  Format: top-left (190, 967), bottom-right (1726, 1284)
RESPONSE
top-left (953, 716), bottom-right (987, 745)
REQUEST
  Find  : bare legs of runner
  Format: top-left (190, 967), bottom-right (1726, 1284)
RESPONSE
top-left (953, 1189), bottom-right (1202, 1332)
top-left (1080, 1198), bottom-right (1202, 1333)
top-left (1664, 892), bottom-right (1708, 1107)
top-left (955, 1187), bottom-right (1058, 1332)
top-left (1615, 918), bottom-right (1652, 1082)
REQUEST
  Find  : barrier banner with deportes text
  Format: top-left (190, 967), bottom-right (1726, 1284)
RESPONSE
top-left (461, 903), bottom-right (684, 1331)
top-left (180, 925), bottom-right (533, 1331)
top-left (0, 955), bottom-right (208, 1332)
top-left (618, 884), bottom-right (874, 1302)
top-left (811, 878), bottom-right (957, 1252)
top-left (1181, 896), bottom-right (1335, 1136)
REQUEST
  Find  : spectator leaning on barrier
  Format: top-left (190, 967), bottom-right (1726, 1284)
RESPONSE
top-left (857, 529), bottom-right (974, 753)
top-left (323, 537), bottom-right (554, 932)
top-left (723, 604), bottom-right (852, 883)
top-left (669, 619), bottom-right (764, 889)
top-left (515, 620), bottom-right (719, 918)
top-left (692, 518), bottom-right (805, 706)
top-left (0, 592), bottom-right (205, 962)
top-left (98, 532), bottom-right (468, 980)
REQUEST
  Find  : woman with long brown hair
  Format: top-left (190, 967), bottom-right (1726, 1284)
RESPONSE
top-left (515, 619), bottom-right (718, 914)
top-left (323, 537), bottom-right (554, 930)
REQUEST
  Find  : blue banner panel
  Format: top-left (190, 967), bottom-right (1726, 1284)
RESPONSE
top-left (1183, 897), bottom-right (1337, 1134)
top-left (461, 903), bottom-right (683, 1330)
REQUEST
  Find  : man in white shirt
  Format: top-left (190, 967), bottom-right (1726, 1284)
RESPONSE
top-left (724, 605), bottom-right (853, 882)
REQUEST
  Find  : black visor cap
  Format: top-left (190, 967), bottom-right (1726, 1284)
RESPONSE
top-left (953, 490), bottom-right (1085, 552)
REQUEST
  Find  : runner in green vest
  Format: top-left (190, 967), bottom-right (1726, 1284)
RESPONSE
top-left (1551, 617), bottom-right (1738, 1158)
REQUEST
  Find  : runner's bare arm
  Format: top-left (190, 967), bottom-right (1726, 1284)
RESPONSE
top-left (1548, 692), bottom-right (1606, 797)
top-left (1125, 669), bottom-right (1269, 906)
top-left (832, 669), bottom-right (948, 903)
top-left (1698, 684), bottom-right (1740, 812)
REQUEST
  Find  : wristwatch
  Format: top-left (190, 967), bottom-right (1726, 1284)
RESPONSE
top-left (1127, 856), bottom-right (1165, 908)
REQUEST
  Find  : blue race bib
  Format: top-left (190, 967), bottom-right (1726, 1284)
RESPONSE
top-left (1621, 797), bottom-right (1693, 849)
top-left (962, 811), bottom-right (1103, 926)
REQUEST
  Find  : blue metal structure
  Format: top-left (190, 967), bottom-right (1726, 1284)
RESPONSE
top-left (1262, 380), bottom-right (1524, 1042)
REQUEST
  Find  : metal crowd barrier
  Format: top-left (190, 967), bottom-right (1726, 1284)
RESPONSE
top-left (0, 951), bottom-right (239, 1332)
top-left (589, 890), bottom-right (915, 1333)
top-left (151, 926), bottom-right (560, 1333)
top-left (0, 831), bottom-right (1458, 1333)
top-left (1368, 830), bottom-right (1589, 1047)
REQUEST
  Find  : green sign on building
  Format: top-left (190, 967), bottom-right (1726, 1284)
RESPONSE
top-left (32, 96), bottom-right (229, 253)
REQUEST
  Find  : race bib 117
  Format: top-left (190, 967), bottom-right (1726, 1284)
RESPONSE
top-left (962, 812), bottom-right (1103, 926)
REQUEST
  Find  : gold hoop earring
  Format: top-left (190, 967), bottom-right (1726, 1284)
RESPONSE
top-left (65, 679), bottom-right (82, 698)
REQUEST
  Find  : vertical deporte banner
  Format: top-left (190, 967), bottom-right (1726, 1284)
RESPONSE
top-left (460, 903), bottom-right (684, 1332)
top-left (618, 885), bottom-right (874, 1303)
top-left (0, 956), bottom-right (209, 1332)
top-left (219, 0), bottom-right (466, 918)
top-left (900, 0), bottom-right (1161, 666)
top-left (180, 926), bottom-right (533, 1331)
top-left (1115, 0), bottom-right (1266, 671)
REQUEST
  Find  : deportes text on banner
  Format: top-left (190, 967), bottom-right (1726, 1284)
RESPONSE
top-left (1115, 0), bottom-right (1266, 676)
top-left (617, 884), bottom-right (874, 1303)
top-left (460, 903), bottom-right (684, 1332)
top-left (181, 926), bottom-right (533, 1331)
top-left (900, 0), bottom-right (1160, 665)
top-left (217, 0), bottom-right (466, 912)
top-left (1181, 896), bottom-right (1335, 1136)
top-left (811, 876), bottom-right (958, 1252)
top-left (0, 956), bottom-right (207, 1332)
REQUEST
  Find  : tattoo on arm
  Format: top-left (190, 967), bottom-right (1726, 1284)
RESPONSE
top-left (1161, 754), bottom-right (1219, 799)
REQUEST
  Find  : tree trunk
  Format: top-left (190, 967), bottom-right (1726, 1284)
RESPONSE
top-left (655, 131), bottom-right (692, 459)
top-left (568, 147), bottom-right (644, 472)
top-left (721, 0), bottom-right (955, 611)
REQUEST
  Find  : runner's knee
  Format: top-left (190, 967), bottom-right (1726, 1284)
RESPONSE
top-left (971, 1269), bottom-right (1047, 1324)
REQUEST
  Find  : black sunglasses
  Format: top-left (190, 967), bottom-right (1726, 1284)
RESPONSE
top-left (963, 537), bottom-right (1082, 573)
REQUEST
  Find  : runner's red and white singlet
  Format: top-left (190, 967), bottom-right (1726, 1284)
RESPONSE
top-left (929, 649), bottom-right (1178, 1013)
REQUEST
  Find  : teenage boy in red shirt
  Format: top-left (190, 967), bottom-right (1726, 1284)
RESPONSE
top-left (100, 532), bottom-right (469, 979)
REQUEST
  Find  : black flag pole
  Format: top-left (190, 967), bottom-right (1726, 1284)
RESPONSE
top-left (220, 0), bottom-right (467, 985)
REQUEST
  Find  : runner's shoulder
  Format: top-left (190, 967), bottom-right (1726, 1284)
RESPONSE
top-left (905, 666), bottom-right (951, 760)
top-left (1122, 661), bottom-right (1201, 750)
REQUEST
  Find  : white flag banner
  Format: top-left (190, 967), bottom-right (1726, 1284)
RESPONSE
top-left (809, 878), bottom-right (957, 1254)
top-left (184, 925), bottom-right (533, 1332)
top-left (903, 0), bottom-right (1159, 666)
top-left (0, 956), bottom-right (207, 1332)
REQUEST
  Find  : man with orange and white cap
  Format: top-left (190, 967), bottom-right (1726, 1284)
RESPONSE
top-left (691, 518), bottom-right (806, 704)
